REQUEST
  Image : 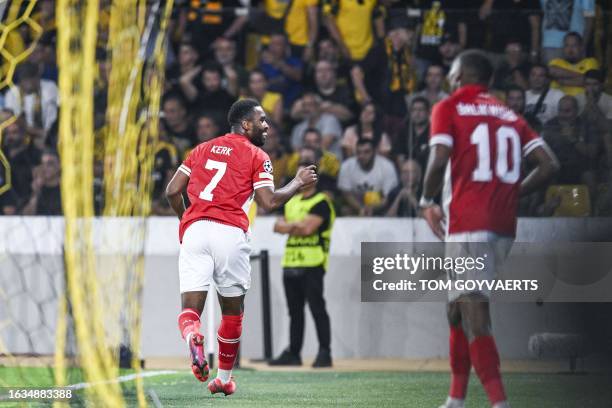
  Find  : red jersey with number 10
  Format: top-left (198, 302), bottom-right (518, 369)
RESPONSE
top-left (177, 133), bottom-right (274, 241)
top-left (430, 84), bottom-right (544, 237)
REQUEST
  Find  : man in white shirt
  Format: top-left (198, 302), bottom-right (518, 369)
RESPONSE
top-left (575, 69), bottom-right (612, 120)
top-left (337, 138), bottom-right (398, 216)
top-left (525, 64), bottom-right (565, 125)
top-left (4, 62), bottom-right (58, 145)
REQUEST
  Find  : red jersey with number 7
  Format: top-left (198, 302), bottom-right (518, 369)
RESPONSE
top-left (429, 84), bottom-right (544, 237)
top-left (177, 133), bottom-right (274, 241)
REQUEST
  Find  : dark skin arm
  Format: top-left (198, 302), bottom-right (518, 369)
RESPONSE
top-left (420, 144), bottom-right (451, 239)
top-left (255, 165), bottom-right (318, 212)
top-left (165, 170), bottom-right (189, 219)
top-left (165, 164), bottom-right (317, 218)
top-left (519, 144), bottom-right (559, 197)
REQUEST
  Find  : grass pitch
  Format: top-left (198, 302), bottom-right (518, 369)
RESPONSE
top-left (0, 367), bottom-right (610, 407)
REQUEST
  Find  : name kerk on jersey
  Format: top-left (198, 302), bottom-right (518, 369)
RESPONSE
top-left (211, 145), bottom-right (232, 155)
top-left (456, 103), bottom-right (518, 121)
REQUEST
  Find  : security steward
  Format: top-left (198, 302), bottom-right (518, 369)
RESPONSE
top-left (269, 146), bottom-right (335, 368)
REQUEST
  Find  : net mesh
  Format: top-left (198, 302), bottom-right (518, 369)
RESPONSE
top-left (0, 0), bottom-right (174, 406)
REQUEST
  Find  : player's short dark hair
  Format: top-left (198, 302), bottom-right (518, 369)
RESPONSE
top-left (584, 69), bottom-right (605, 83)
top-left (458, 50), bottom-right (494, 85)
top-left (564, 31), bottom-right (583, 44)
top-left (227, 99), bottom-right (260, 126)
top-left (356, 138), bottom-right (375, 149)
top-left (410, 96), bottom-right (430, 111)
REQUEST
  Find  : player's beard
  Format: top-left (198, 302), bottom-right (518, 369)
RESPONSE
top-left (251, 129), bottom-right (266, 147)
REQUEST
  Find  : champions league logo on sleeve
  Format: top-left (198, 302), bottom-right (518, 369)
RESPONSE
top-left (263, 160), bottom-right (273, 173)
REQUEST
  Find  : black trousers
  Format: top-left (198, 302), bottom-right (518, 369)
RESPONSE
top-left (283, 266), bottom-right (331, 355)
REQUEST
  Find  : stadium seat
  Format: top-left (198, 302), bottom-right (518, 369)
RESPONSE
top-left (545, 185), bottom-right (591, 217)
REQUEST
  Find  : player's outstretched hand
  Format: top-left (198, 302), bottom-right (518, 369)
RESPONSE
top-left (421, 205), bottom-right (445, 240)
top-left (296, 165), bottom-right (318, 187)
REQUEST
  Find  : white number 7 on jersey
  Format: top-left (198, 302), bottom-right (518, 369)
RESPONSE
top-left (199, 159), bottom-right (227, 201)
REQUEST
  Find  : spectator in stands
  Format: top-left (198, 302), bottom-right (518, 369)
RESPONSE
top-left (352, 14), bottom-right (417, 136)
top-left (182, 63), bottom-right (235, 125)
top-left (310, 60), bottom-right (355, 123)
top-left (506, 85), bottom-right (542, 130)
top-left (540, 0), bottom-right (595, 63)
top-left (195, 113), bottom-right (221, 143)
top-left (180, 0), bottom-right (248, 59)
top-left (246, 70), bottom-right (284, 126)
top-left (385, 159), bottom-right (422, 217)
top-left (0, 187), bottom-right (18, 215)
top-left (437, 32), bottom-right (461, 74)
top-left (212, 37), bottom-right (248, 97)
top-left (542, 95), bottom-right (600, 185)
top-left (322, 0), bottom-right (384, 62)
top-left (4, 62), bottom-right (58, 147)
top-left (161, 92), bottom-right (195, 152)
top-left (1, 115), bottom-right (41, 208)
top-left (478, 0), bottom-right (541, 61)
top-left (316, 38), bottom-right (351, 84)
top-left (259, 34), bottom-right (304, 109)
top-left (394, 96), bottom-right (430, 171)
top-left (549, 32), bottom-right (599, 96)
top-left (151, 123), bottom-right (179, 216)
top-left (337, 138), bottom-right (398, 216)
top-left (26, 33), bottom-right (58, 83)
top-left (408, 64), bottom-right (449, 107)
top-left (167, 41), bottom-right (201, 95)
top-left (249, 0), bottom-right (319, 61)
top-left (575, 69), bottom-right (612, 121)
top-left (341, 102), bottom-right (391, 158)
top-left (525, 64), bottom-right (565, 126)
top-left (22, 150), bottom-right (61, 215)
top-left (413, 0), bottom-right (468, 74)
top-left (492, 40), bottom-right (531, 91)
top-left (290, 92), bottom-right (342, 157)
top-left (287, 128), bottom-right (340, 195)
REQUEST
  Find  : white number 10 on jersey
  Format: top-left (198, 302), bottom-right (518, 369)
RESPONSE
top-left (471, 123), bottom-right (521, 184)
top-left (199, 159), bottom-right (227, 201)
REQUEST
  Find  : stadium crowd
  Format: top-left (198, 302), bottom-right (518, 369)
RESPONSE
top-left (0, 0), bottom-right (611, 217)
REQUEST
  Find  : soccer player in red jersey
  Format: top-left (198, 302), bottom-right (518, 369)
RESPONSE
top-left (420, 51), bottom-right (559, 408)
top-left (165, 99), bottom-right (317, 395)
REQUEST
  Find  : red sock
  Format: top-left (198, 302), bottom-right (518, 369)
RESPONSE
top-left (217, 314), bottom-right (243, 370)
top-left (178, 308), bottom-right (201, 340)
top-left (470, 335), bottom-right (506, 405)
top-left (449, 325), bottom-right (471, 399)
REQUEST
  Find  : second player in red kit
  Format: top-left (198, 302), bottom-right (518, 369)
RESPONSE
top-left (420, 51), bottom-right (559, 408)
top-left (165, 99), bottom-right (318, 396)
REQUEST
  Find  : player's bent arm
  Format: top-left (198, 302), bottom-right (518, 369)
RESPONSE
top-left (165, 170), bottom-right (190, 219)
top-left (255, 165), bottom-right (318, 212)
top-left (422, 144), bottom-right (452, 200)
top-left (519, 144), bottom-right (560, 197)
top-left (288, 214), bottom-right (324, 237)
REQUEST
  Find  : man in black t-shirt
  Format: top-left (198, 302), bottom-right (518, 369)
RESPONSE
top-left (1, 117), bottom-right (41, 209)
top-left (414, 0), bottom-right (468, 69)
